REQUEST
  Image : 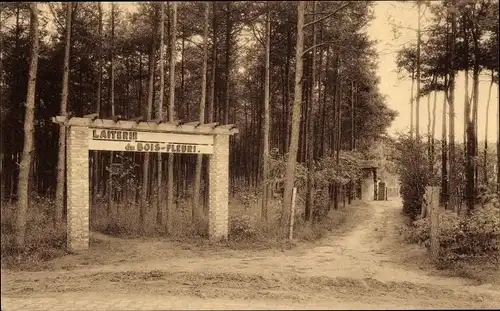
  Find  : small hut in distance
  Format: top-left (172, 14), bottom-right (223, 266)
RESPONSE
top-left (357, 160), bottom-right (400, 201)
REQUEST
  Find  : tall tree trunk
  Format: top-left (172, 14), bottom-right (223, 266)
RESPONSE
top-left (194, 2), bottom-right (209, 222)
top-left (180, 35), bottom-right (186, 120)
top-left (204, 2), bottom-right (217, 214)
top-left (0, 8), bottom-right (3, 201)
top-left (431, 86), bottom-right (437, 170)
top-left (410, 72), bottom-right (415, 138)
top-left (282, 1), bottom-right (304, 234)
top-left (497, 76), bottom-right (500, 196)
top-left (157, 2), bottom-right (165, 226)
top-left (441, 22), bottom-right (450, 207)
top-left (141, 7), bottom-right (158, 233)
top-left (484, 70), bottom-right (494, 186)
top-left (331, 52), bottom-right (338, 158)
top-left (466, 115), bottom-right (474, 214)
top-left (448, 2), bottom-right (457, 213)
top-left (463, 15), bottom-right (470, 151)
top-left (427, 91), bottom-right (431, 161)
top-left (166, 2), bottom-right (177, 234)
top-left (320, 47), bottom-right (329, 157)
top-left (315, 22), bottom-right (324, 159)
top-left (351, 81), bottom-right (355, 151)
top-left (415, 1), bottom-right (421, 140)
top-left (209, 2), bottom-right (216, 124)
top-left (110, 3), bottom-right (115, 118)
top-left (55, 3), bottom-right (72, 228)
top-left (469, 32), bottom-right (480, 213)
top-left (15, 2), bottom-right (39, 248)
top-left (108, 3), bottom-right (116, 226)
top-left (306, 1), bottom-right (317, 222)
top-left (92, 2), bottom-right (103, 209)
top-left (96, 3), bottom-right (103, 117)
top-left (334, 56), bottom-right (342, 210)
top-left (136, 56), bottom-right (143, 207)
top-left (497, 13), bottom-right (500, 196)
top-left (283, 27), bottom-right (291, 155)
top-left (224, 2), bottom-right (232, 125)
top-left (261, 4), bottom-right (271, 221)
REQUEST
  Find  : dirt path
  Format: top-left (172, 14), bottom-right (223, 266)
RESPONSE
top-left (2, 200), bottom-right (500, 310)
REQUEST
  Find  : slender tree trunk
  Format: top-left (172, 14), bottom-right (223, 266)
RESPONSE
top-left (157, 2), bottom-right (165, 227)
top-left (209, 3), bottom-right (217, 124)
top-left (497, 76), bottom-right (500, 196)
top-left (181, 35), bottom-right (186, 120)
top-left (261, 4), bottom-right (271, 221)
top-left (15, 2), bottom-right (39, 248)
top-left (448, 2), bottom-right (457, 213)
top-left (463, 15), bottom-right (470, 150)
top-left (306, 1), bottom-right (317, 222)
top-left (110, 4), bottom-right (115, 118)
top-left (166, 2), bottom-right (177, 234)
top-left (331, 52), bottom-right (338, 158)
top-left (466, 116), bottom-right (475, 214)
top-left (474, 89), bottom-right (478, 187)
top-left (0, 8), bottom-right (3, 201)
top-left (141, 7), bottom-right (158, 233)
top-left (194, 2), bottom-right (209, 222)
top-left (431, 86), bottom-right (437, 169)
top-left (92, 3), bottom-right (103, 207)
top-left (320, 47), bottom-right (329, 157)
top-left (55, 3), bottom-right (72, 228)
top-left (108, 3), bottom-right (116, 226)
top-left (284, 28), bottom-right (291, 155)
top-left (415, 1), bottom-right (421, 140)
top-left (427, 91), bottom-right (431, 161)
top-left (315, 22), bottom-right (324, 159)
top-left (204, 2), bottom-right (217, 213)
top-left (223, 2), bottom-right (231, 125)
top-left (410, 73), bottom-right (415, 138)
top-left (335, 56), bottom-right (342, 210)
top-left (484, 70), bottom-right (494, 186)
top-left (351, 81), bottom-right (355, 151)
top-left (469, 36), bottom-right (480, 212)
top-left (282, 1), bottom-right (304, 234)
top-left (95, 3), bottom-right (103, 117)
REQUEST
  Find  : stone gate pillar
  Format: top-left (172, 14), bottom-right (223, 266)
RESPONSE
top-left (208, 134), bottom-right (229, 241)
top-left (66, 125), bottom-right (90, 251)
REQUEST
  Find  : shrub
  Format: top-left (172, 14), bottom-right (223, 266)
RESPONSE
top-left (230, 214), bottom-right (257, 239)
top-left (409, 202), bottom-right (500, 268)
top-left (394, 134), bottom-right (434, 221)
top-left (294, 207), bottom-right (348, 241)
top-left (1, 198), bottom-right (68, 270)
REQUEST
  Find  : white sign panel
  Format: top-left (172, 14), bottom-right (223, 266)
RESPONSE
top-left (88, 129), bottom-right (214, 154)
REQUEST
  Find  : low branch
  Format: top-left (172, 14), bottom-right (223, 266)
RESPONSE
top-left (303, 2), bottom-right (352, 28)
top-left (302, 42), bottom-right (331, 56)
top-left (48, 3), bottom-right (64, 30)
top-left (305, 11), bottom-right (334, 16)
top-left (251, 24), bottom-right (265, 49)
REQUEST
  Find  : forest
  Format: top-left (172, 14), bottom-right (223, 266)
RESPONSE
top-left (0, 1), bottom-right (499, 269)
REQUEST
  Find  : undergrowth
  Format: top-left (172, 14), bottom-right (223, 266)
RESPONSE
top-left (1, 197), bottom-right (68, 271)
top-left (1, 186), bottom-right (357, 270)
top-left (406, 200), bottom-right (500, 281)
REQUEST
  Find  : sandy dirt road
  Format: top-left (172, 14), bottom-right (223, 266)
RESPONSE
top-left (2, 200), bottom-right (500, 310)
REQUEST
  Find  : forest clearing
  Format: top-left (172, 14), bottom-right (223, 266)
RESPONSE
top-left (1, 0), bottom-right (499, 310)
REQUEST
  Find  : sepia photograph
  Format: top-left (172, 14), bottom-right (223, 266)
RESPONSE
top-left (1, 0), bottom-right (499, 309)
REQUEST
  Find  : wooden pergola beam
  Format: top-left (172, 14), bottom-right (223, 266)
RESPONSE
top-left (184, 121), bottom-right (200, 127)
top-left (83, 113), bottom-right (98, 120)
top-left (52, 116), bottom-right (239, 135)
top-left (198, 122), bottom-right (219, 129)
